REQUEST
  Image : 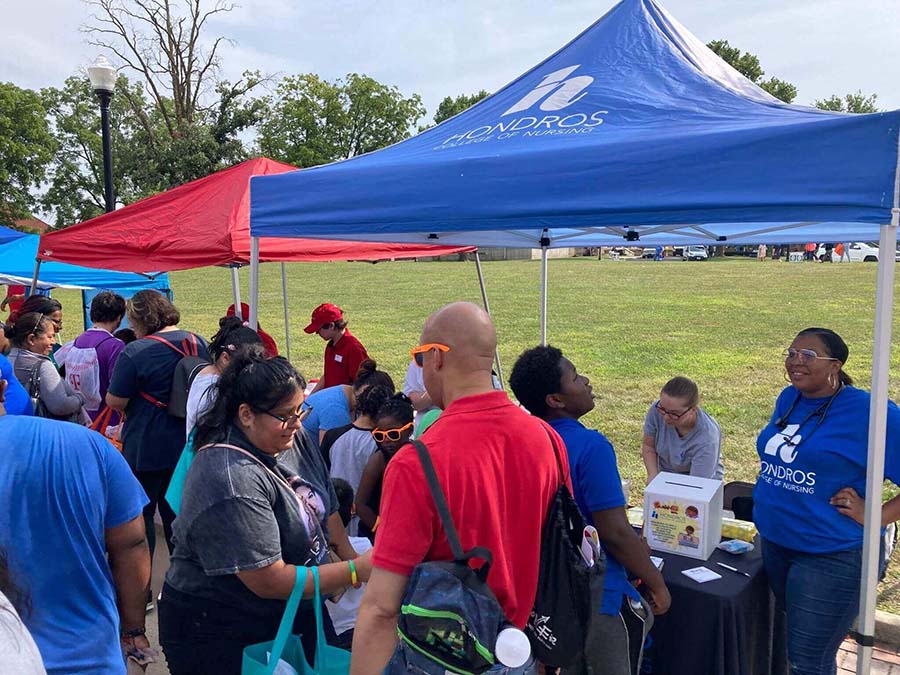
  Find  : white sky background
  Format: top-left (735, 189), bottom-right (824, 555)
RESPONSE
top-left (2, 0), bottom-right (898, 121)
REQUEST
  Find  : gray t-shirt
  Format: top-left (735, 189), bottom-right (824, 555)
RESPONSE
top-left (329, 425), bottom-right (377, 494)
top-left (165, 424), bottom-right (338, 619)
top-left (643, 401), bottom-right (724, 480)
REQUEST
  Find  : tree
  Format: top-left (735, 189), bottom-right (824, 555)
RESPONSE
top-left (815, 91), bottom-right (879, 114)
top-left (0, 82), bottom-right (56, 224)
top-left (258, 73), bottom-right (425, 168)
top-left (707, 39), bottom-right (797, 104)
top-left (433, 90), bottom-right (490, 125)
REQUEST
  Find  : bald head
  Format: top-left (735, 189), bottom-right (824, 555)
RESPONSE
top-left (419, 302), bottom-right (497, 408)
top-left (422, 302), bottom-right (496, 365)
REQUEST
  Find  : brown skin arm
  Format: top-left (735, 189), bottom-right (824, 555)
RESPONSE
top-left (592, 506), bottom-right (671, 614)
top-left (237, 551), bottom-right (373, 600)
top-left (106, 514), bottom-right (151, 651)
top-left (350, 567), bottom-right (409, 674)
top-left (106, 392), bottom-right (129, 413)
top-left (327, 511), bottom-right (359, 560)
top-left (831, 487), bottom-right (900, 527)
top-left (355, 452), bottom-right (385, 530)
top-left (641, 432), bottom-right (659, 485)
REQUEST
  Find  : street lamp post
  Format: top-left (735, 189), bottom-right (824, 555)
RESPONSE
top-left (87, 56), bottom-right (117, 213)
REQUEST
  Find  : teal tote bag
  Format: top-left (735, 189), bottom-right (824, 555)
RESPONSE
top-left (164, 428), bottom-right (197, 516)
top-left (243, 566), bottom-right (314, 675)
top-left (242, 566), bottom-right (351, 675)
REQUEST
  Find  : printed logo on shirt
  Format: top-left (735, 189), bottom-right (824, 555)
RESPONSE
top-left (759, 425), bottom-right (816, 494)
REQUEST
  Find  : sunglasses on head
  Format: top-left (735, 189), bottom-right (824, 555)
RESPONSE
top-left (410, 343), bottom-right (451, 367)
top-left (371, 422), bottom-right (414, 443)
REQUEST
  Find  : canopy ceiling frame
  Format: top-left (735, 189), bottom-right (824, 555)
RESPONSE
top-left (245, 0), bottom-right (900, 671)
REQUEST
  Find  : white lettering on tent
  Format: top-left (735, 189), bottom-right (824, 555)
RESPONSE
top-left (502, 65), bottom-right (594, 116)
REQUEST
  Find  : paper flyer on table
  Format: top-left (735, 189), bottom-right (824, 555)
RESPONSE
top-left (682, 566), bottom-right (722, 583)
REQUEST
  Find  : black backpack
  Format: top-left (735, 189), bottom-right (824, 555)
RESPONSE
top-left (525, 427), bottom-right (605, 668)
top-left (385, 439), bottom-right (509, 675)
top-left (139, 333), bottom-right (208, 419)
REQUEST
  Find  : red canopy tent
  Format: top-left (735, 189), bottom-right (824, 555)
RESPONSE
top-left (36, 157), bottom-right (471, 272)
top-left (34, 158), bottom-right (488, 367)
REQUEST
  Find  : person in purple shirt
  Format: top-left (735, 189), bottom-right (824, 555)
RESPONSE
top-left (57, 291), bottom-right (126, 421)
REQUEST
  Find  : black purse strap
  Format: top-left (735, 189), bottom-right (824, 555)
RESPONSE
top-left (412, 439), bottom-right (493, 574)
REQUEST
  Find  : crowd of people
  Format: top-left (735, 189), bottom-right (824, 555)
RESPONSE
top-left (1, 288), bottom-right (899, 675)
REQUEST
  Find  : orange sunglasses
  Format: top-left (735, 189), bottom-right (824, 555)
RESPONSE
top-left (410, 343), bottom-right (451, 367)
top-left (371, 422), bottom-right (414, 443)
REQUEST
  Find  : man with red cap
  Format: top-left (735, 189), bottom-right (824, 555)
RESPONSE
top-left (305, 303), bottom-right (369, 395)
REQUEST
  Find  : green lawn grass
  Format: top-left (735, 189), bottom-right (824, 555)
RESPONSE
top-left (53, 255), bottom-right (900, 612)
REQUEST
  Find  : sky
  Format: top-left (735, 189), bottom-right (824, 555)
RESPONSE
top-left (2, 0), bottom-right (898, 121)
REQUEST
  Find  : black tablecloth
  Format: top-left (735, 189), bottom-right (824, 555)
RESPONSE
top-left (641, 537), bottom-right (788, 675)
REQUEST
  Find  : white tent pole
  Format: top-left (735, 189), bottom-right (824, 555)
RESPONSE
top-left (249, 237), bottom-right (260, 330)
top-left (474, 251), bottom-right (504, 388)
top-left (29, 259), bottom-right (42, 295)
top-left (281, 262), bottom-right (291, 362)
top-left (230, 267), bottom-right (242, 320)
top-left (856, 210), bottom-right (900, 674)
top-left (540, 240), bottom-right (549, 346)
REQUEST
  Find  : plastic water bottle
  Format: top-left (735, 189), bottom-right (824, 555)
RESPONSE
top-left (495, 626), bottom-right (531, 668)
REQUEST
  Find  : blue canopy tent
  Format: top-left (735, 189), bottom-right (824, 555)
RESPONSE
top-left (0, 226), bottom-right (28, 247)
top-left (248, 1), bottom-right (900, 670)
top-left (0, 232), bottom-right (170, 328)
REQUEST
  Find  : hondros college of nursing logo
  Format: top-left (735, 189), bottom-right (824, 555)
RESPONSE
top-left (434, 64), bottom-right (608, 150)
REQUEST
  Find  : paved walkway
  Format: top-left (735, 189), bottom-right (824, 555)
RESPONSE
top-left (838, 638), bottom-right (900, 674)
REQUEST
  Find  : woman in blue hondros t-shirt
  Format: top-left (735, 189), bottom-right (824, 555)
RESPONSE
top-left (754, 327), bottom-right (900, 675)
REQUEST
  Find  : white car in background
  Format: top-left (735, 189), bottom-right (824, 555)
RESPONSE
top-left (682, 245), bottom-right (709, 261)
top-left (816, 242), bottom-right (895, 263)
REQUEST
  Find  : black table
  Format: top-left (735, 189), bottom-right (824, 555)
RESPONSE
top-left (640, 537), bottom-right (787, 675)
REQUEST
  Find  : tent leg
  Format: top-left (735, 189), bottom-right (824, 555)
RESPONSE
top-left (540, 244), bottom-right (549, 346)
top-left (474, 251), bottom-right (504, 388)
top-left (231, 267), bottom-right (242, 320)
top-left (856, 210), bottom-right (899, 675)
top-left (281, 263), bottom-right (291, 361)
top-left (29, 259), bottom-right (42, 295)
top-left (249, 237), bottom-right (260, 330)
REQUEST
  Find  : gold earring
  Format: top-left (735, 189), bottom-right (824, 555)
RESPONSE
top-left (783, 370), bottom-right (792, 384)
top-left (827, 372), bottom-right (835, 390)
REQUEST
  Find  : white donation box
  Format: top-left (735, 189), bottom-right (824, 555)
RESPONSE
top-left (643, 472), bottom-right (724, 561)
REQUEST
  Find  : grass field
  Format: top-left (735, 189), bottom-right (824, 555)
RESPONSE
top-left (53, 255), bottom-right (900, 611)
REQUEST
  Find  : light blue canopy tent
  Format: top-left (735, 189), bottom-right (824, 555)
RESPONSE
top-left (248, 2), bottom-right (899, 671)
top-left (0, 232), bottom-right (170, 328)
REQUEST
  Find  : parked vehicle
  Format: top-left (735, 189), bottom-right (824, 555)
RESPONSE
top-left (816, 242), bottom-right (889, 263)
top-left (683, 245), bottom-right (709, 261)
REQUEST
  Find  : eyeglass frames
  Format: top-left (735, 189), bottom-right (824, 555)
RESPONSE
top-left (371, 422), bottom-right (414, 443)
top-left (410, 343), bottom-right (451, 367)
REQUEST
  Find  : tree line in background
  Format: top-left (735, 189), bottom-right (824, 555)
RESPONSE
top-left (0, 0), bottom-right (884, 228)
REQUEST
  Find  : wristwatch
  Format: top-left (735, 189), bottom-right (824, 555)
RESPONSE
top-left (120, 627), bottom-right (146, 639)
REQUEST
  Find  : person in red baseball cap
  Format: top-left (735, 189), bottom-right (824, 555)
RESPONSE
top-left (305, 303), bottom-right (369, 395)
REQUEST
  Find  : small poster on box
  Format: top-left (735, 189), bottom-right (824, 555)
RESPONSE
top-left (643, 472), bottom-right (723, 561)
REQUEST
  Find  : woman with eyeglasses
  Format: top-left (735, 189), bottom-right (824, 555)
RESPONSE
top-left (641, 376), bottom-right (723, 484)
top-left (9, 295), bottom-right (64, 364)
top-left (355, 393), bottom-right (414, 542)
top-left (754, 327), bottom-right (900, 674)
top-left (8, 312), bottom-right (88, 423)
top-left (158, 350), bottom-right (373, 675)
top-left (301, 359), bottom-right (395, 454)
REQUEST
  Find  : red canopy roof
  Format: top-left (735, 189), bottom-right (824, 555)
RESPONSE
top-left (38, 158), bottom-right (472, 273)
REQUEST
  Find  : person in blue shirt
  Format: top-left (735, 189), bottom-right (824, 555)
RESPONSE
top-left (754, 327), bottom-right (900, 675)
top-left (510, 345), bottom-right (671, 675)
top-left (0, 350), bottom-right (33, 415)
top-left (0, 411), bottom-right (151, 675)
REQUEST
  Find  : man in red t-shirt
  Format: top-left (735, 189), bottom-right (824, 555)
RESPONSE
top-left (304, 303), bottom-right (369, 395)
top-left (351, 302), bottom-right (566, 673)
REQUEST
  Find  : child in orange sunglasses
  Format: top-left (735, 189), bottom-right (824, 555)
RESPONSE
top-left (355, 393), bottom-right (414, 542)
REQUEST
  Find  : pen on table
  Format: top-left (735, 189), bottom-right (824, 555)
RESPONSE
top-left (716, 562), bottom-right (751, 578)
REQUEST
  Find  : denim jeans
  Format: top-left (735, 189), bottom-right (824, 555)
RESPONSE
top-left (761, 537), bottom-right (885, 675)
